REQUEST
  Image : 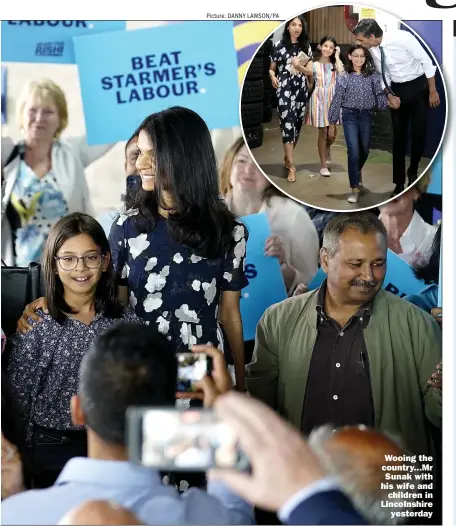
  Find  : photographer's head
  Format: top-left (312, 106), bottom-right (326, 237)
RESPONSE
top-left (71, 323), bottom-right (177, 457)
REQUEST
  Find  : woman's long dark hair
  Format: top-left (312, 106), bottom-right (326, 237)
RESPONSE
top-left (132, 107), bottom-right (238, 259)
top-left (414, 223), bottom-right (441, 284)
top-left (313, 36), bottom-right (338, 71)
top-left (346, 44), bottom-right (376, 77)
top-left (282, 15), bottom-right (310, 52)
top-left (42, 213), bottom-right (123, 324)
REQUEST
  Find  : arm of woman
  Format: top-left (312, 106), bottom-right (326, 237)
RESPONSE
top-left (219, 290), bottom-right (245, 391)
top-left (66, 136), bottom-right (116, 169)
top-left (269, 41), bottom-right (283, 89)
top-left (219, 223), bottom-right (249, 391)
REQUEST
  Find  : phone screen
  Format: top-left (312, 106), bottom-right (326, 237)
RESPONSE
top-left (128, 407), bottom-right (249, 472)
top-left (176, 352), bottom-right (210, 393)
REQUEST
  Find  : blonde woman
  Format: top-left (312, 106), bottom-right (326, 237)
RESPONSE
top-left (221, 137), bottom-right (319, 295)
top-left (1, 78), bottom-right (112, 266)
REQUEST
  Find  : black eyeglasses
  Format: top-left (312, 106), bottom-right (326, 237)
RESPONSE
top-left (54, 253), bottom-right (105, 271)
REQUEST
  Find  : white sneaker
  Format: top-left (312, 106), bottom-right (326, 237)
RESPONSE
top-left (348, 192), bottom-right (359, 203)
top-left (320, 168), bottom-right (331, 177)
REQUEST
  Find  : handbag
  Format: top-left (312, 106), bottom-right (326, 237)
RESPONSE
top-left (1, 260), bottom-right (43, 337)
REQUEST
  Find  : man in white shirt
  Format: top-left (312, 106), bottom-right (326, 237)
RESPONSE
top-left (352, 19), bottom-right (441, 197)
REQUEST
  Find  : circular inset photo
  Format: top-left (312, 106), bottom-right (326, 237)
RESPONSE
top-left (240, 4), bottom-right (447, 211)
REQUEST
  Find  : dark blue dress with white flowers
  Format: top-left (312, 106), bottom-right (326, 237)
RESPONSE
top-left (109, 212), bottom-right (248, 353)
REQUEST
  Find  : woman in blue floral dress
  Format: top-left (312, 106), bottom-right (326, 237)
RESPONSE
top-left (109, 107), bottom-right (248, 390)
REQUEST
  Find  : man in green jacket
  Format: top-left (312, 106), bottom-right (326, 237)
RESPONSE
top-left (246, 213), bottom-right (441, 456)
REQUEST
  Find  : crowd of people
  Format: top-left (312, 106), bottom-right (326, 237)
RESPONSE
top-left (1, 71), bottom-right (442, 525)
top-left (267, 15), bottom-right (441, 204)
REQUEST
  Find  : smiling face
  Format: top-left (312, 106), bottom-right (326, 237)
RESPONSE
top-left (287, 18), bottom-right (303, 41)
top-left (348, 48), bottom-right (367, 71)
top-left (136, 130), bottom-right (156, 192)
top-left (320, 40), bottom-right (336, 59)
top-left (321, 228), bottom-right (386, 305)
top-left (230, 145), bottom-right (270, 196)
top-left (55, 233), bottom-right (109, 298)
top-left (22, 92), bottom-right (61, 143)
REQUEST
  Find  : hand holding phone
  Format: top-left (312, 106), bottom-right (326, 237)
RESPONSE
top-left (176, 346), bottom-right (232, 408)
top-left (127, 407), bottom-right (250, 472)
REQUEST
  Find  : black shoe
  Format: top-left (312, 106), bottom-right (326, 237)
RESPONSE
top-left (391, 184), bottom-right (405, 197)
top-left (407, 172), bottom-right (417, 186)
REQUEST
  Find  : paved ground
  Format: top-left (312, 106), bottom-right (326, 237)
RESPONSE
top-left (251, 113), bottom-right (431, 211)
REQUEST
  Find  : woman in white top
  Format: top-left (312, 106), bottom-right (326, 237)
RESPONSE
top-left (1, 78), bottom-right (112, 266)
top-left (220, 137), bottom-right (319, 295)
top-left (379, 173), bottom-right (437, 268)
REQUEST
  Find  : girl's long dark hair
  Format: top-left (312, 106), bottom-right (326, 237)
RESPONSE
top-left (313, 36), bottom-right (338, 71)
top-left (42, 213), bottom-right (123, 324)
top-left (282, 15), bottom-right (310, 52)
top-left (414, 223), bottom-right (441, 284)
top-left (133, 106), bottom-right (238, 259)
top-left (346, 44), bottom-right (376, 77)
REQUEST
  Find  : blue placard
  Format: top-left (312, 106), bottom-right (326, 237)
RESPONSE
top-left (1, 66), bottom-right (6, 124)
top-left (73, 22), bottom-right (240, 145)
top-left (427, 151), bottom-right (442, 195)
top-left (240, 213), bottom-right (287, 341)
top-left (308, 249), bottom-right (427, 299)
top-left (1, 20), bottom-right (126, 64)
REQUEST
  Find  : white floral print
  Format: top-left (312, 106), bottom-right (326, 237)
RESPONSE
top-left (145, 266), bottom-right (170, 293)
top-left (173, 253), bottom-right (184, 264)
top-left (192, 280), bottom-right (201, 291)
top-left (128, 234), bottom-right (150, 259)
top-left (175, 304), bottom-right (200, 323)
top-left (202, 278), bottom-right (217, 305)
top-left (145, 257), bottom-right (158, 271)
top-left (180, 323), bottom-right (197, 347)
top-left (156, 316), bottom-right (170, 335)
top-left (144, 292), bottom-right (163, 312)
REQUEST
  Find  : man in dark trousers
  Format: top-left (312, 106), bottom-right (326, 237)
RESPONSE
top-left (352, 19), bottom-right (441, 197)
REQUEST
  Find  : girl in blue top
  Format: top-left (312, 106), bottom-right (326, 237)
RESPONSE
top-left (328, 44), bottom-right (388, 204)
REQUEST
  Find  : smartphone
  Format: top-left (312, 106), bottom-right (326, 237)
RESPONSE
top-left (176, 352), bottom-right (212, 394)
top-left (126, 174), bottom-right (141, 191)
top-left (127, 407), bottom-right (250, 472)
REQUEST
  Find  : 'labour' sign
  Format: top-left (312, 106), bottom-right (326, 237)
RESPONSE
top-left (73, 22), bottom-right (240, 145)
top-left (1, 20), bottom-right (126, 64)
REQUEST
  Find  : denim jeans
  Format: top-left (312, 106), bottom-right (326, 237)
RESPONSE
top-left (342, 108), bottom-right (373, 188)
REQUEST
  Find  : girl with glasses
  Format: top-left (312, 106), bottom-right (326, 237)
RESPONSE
top-left (6, 212), bottom-right (142, 488)
top-left (328, 44), bottom-right (388, 204)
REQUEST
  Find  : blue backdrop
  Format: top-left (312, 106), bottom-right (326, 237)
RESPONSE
top-left (1, 20), bottom-right (126, 64)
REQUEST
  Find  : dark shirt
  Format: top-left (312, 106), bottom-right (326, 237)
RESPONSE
top-left (328, 72), bottom-right (388, 124)
top-left (301, 281), bottom-right (375, 434)
top-left (7, 308), bottom-right (142, 445)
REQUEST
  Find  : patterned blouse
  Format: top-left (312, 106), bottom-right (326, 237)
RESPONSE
top-left (109, 212), bottom-right (249, 354)
top-left (10, 161), bottom-right (68, 266)
top-left (7, 307), bottom-right (142, 446)
top-left (328, 72), bottom-right (388, 124)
